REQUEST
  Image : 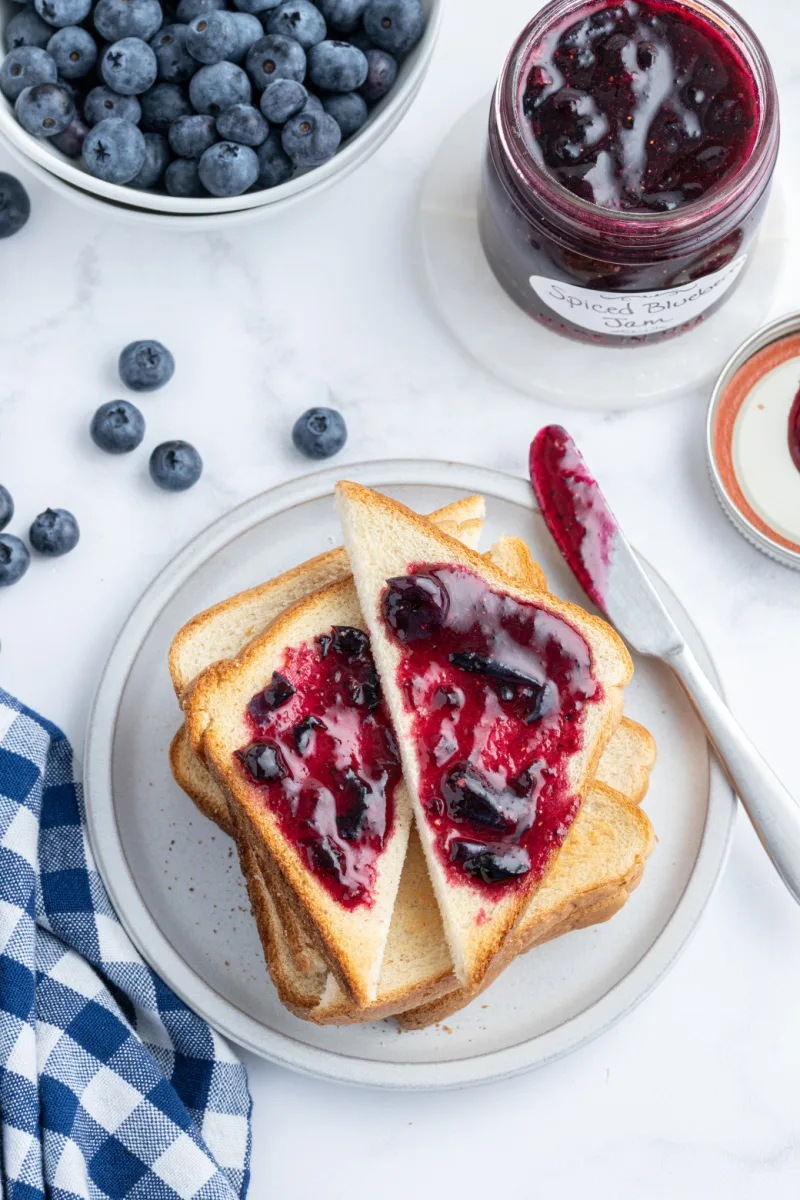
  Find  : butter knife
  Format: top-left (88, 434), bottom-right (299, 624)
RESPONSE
top-left (530, 425), bottom-right (800, 905)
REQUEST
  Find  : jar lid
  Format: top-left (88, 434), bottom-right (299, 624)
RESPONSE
top-left (707, 312), bottom-right (800, 570)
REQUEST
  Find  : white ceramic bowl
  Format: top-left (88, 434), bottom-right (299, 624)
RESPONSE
top-left (0, 0), bottom-right (442, 218)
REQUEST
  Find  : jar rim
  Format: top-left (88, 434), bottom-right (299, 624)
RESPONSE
top-left (492, 0), bottom-right (779, 246)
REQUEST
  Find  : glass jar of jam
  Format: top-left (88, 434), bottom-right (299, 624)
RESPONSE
top-left (479, 0), bottom-right (779, 347)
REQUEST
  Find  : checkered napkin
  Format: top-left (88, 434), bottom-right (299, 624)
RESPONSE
top-left (0, 689), bottom-right (252, 1200)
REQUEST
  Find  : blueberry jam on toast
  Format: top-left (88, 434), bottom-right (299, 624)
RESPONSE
top-left (237, 626), bottom-right (400, 908)
top-left (381, 565), bottom-right (603, 892)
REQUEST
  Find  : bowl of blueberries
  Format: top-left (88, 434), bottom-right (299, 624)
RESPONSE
top-left (0, 0), bottom-right (439, 219)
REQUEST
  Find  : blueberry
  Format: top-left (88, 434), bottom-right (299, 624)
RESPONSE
top-left (259, 77), bottom-right (304, 122)
top-left (307, 39), bottom-right (367, 92)
top-left (101, 37), bottom-right (158, 95)
top-left (363, 0), bottom-right (423, 54)
top-left (316, 0), bottom-right (368, 33)
top-left (0, 535), bottom-right (30, 586)
top-left (119, 339), bottom-right (175, 390)
top-left (359, 46), bottom-right (395, 101)
top-left (291, 406), bottom-right (347, 459)
top-left (198, 139), bottom-right (258, 194)
top-left (94, 0), bottom-right (163, 42)
top-left (249, 671), bottom-right (295, 719)
top-left (34, 0), bottom-right (91, 30)
top-left (90, 399), bottom-right (146, 452)
top-left (130, 130), bottom-right (170, 186)
top-left (82, 116), bottom-right (146, 181)
top-left (255, 130), bottom-right (292, 186)
top-left (186, 10), bottom-right (238, 63)
top-left (46, 26), bottom-right (97, 78)
top-left (441, 762), bottom-right (530, 834)
top-left (245, 34), bottom-right (305, 91)
top-left (0, 46), bottom-right (56, 101)
top-left (216, 102), bottom-right (267, 145)
top-left (29, 508), bottom-right (80, 556)
top-left (382, 573), bottom-right (449, 642)
top-left (449, 840), bottom-right (531, 885)
top-left (232, 0), bottom-right (281, 12)
top-left (5, 6), bottom-right (53, 51)
top-left (165, 155), bottom-right (205, 194)
top-left (140, 80), bottom-right (191, 130)
top-left (265, 2), bottom-right (327, 50)
top-left (237, 740), bottom-right (288, 782)
top-left (300, 89), bottom-right (322, 112)
top-left (0, 173), bottom-right (30, 238)
top-left (149, 440), bottom-right (203, 490)
top-left (281, 108), bottom-right (340, 166)
top-left (15, 81), bottom-right (74, 136)
top-left (347, 26), bottom-right (373, 52)
top-left (0, 487), bottom-right (14, 531)
top-left (150, 24), bottom-right (197, 82)
top-left (230, 12), bottom-right (262, 60)
top-left (84, 85), bottom-right (141, 124)
top-left (175, 0), bottom-right (224, 21)
top-left (168, 111), bottom-right (216, 155)
top-left (322, 90), bottom-right (366, 136)
top-left (51, 115), bottom-right (88, 154)
top-left (189, 60), bottom-right (251, 113)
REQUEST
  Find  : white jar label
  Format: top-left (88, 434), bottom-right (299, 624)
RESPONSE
top-left (529, 255), bottom-right (747, 337)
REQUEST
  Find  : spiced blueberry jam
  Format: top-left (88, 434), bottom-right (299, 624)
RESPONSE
top-left (236, 626), bottom-right (400, 909)
top-left (381, 565), bottom-right (602, 894)
top-left (479, 0), bottom-right (778, 346)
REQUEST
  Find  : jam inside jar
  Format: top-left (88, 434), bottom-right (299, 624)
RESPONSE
top-left (479, 0), bottom-right (779, 347)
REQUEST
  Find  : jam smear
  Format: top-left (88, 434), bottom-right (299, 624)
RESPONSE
top-left (382, 565), bottom-right (602, 894)
top-left (236, 627), bottom-right (400, 909)
top-left (522, 0), bottom-right (759, 212)
top-left (789, 386), bottom-right (800, 476)
top-left (529, 425), bottom-right (618, 609)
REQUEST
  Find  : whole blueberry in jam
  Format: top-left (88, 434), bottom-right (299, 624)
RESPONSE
top-left (382, 573), bottom-right (450, 643)
top-left (238, 740), bottom-right (288, 782)
top-left (450, 840), bottom-right (532, 885)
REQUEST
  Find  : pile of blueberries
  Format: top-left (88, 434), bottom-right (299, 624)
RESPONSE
top-left (0, 0), bottom-right (425, 198)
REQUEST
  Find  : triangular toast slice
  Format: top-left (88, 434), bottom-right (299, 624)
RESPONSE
top-left (337, 482), bottom-right (633, 991)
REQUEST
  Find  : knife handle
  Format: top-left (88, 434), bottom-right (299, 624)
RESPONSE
top-left (669, 645), bottom-right (800, 904)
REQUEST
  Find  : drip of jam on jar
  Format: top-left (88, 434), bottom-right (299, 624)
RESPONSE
top-left (521, 0), bottom-right (759, 212)
top-left (381, 565), bottom-right (602, 895)
top-left (529, 425), bottom-right (618, 609)
top-left (789, 386), bottom-right (800, 476)
top-left (236, 626), bottom-right (400, 909)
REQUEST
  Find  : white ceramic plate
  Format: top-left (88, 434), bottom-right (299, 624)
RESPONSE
top-left (84, 460), bottom-right (735, 1089)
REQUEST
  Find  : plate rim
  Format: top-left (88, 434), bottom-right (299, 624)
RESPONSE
top-left (84, 458), bottom-right (736, 1090)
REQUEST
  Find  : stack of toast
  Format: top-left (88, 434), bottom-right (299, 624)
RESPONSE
top-left (168, 485), bottom-right (656, 1028)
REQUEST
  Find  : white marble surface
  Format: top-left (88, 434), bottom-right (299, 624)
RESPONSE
top-left (3, 0), bottom-right (800, 1194)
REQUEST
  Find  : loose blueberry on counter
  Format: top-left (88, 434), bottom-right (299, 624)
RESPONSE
top-left (0, 487), bottom-right (14, 532)
top-left (5, 8), bottom-right (53, 52)
top-left (90, 399), bottom-right (146, 453)
top-left (245, 33), bottom-right (306, 89)
top-left (281, 108), bottom-right (340, 166)
top-left (382, 573), bottom-right (449, 643)
top-left (150, 24), bottom-right (198, 83)
top-left (0, 173), bottom-right (31, 239)
top-left (255, 130), bottom-right (293, 186)
top-left (139, 80), bottom-right (191, 131)
top-left (0, 535), bottom-right (30, 587)
top-left (29, 508), bottom-right (80, 556)
top-left (186, 10), bottom-right (239, 64)
top-left (317, 0), bottom-right (368, 34)
top-left (198, 139), bottom-right (258, 193)
top-left (119, 339), bottom-right (175, 390)
top-left (168, 111), bottom-right (217, 156)
top-left (0, 46), bottom-right (57, 101)
top-left (130, 130), bottom-right (170, 185)
top-left (165, 155), bottom-right (204, 194)
top-left (34, 0), bottom-right (92, 30)
top-left (291, 406), bottom-right (347, 459)
top-left (307, 39), bottom-right (366, 91)
top-left (83, 84), bottom-right (142, 124)
top-left (189, 60), bottom-right (251, 113)
top-left (265, 2), bottom-right (327, 50)
top-left (149, 440), bottom-right (203, 490)
top-left (259, 76), bottom-right (306, 122)
top-left (216, 101), bottom-right (268, 145)
top-left (322, 89), bottom-right (365, 137)
top-left (51, 114), bottom-right (88, 154)
top-left (46, 25), bottom-right (97, 78)
top-left (100, 37), bottom-right (158, 95)
top-left (363, 0), bottom-right (423, 54)
top-left (82, 116), bottom-right (146, 181)
top-left (359, 46), bottom-right (395, 101)
top-left (15, 81), bottom-right (75, 135)
top-left (93, 0), bottom-right (163, 42)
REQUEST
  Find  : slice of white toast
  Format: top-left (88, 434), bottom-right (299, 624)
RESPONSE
top-left (336, 482), bottom-right (634, 992)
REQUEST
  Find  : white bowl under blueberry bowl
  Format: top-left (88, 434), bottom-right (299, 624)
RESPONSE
top-left (0, 0), bottom-right (442, 223)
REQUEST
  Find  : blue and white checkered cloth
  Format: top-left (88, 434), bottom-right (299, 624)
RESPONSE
top-left (0, 689), bottom-right (252, 1200)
